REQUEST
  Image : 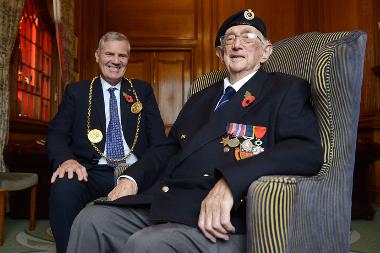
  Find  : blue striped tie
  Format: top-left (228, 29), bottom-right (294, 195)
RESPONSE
top-left (106, 87), bottom-right (125, 167)
top-left (214, 86), bottom-right (236, 111)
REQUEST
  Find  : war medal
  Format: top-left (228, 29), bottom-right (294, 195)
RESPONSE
top-left (252, 126), bottom-right (267, 155)
top-left (223, 123), bottom-right (267, 160)
top-left (220, 136), bottom-right (231, 152)
top-left (228, 137), bottom-right (240, 148)
top-left (88, 129), bottom-right (103, 143)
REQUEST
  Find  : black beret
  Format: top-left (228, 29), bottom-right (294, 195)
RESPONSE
top-left (215, 9), bottom-right (267, 47)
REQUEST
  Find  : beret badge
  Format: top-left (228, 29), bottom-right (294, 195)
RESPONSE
top-left (244, 9), bottom-right (255, 20)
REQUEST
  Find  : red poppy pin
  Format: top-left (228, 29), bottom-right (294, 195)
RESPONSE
top-left (123, 92), bottom-right (134, 103)
top-left (242, 91), bottom-right (255, 107)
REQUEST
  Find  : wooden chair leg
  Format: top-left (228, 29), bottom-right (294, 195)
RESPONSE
top-left (0, 191), bottom-right (5, 245)
top-left (29, 184), bottom-right (37, 231)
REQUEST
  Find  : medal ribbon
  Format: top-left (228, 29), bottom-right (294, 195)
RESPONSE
top-left (226, 123), bottom-right (255, 138)
top-left (254, 126), bottom-right (267, 139)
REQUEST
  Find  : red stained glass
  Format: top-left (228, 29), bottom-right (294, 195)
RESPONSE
top-left (17, 0), bottom-right (52, 122)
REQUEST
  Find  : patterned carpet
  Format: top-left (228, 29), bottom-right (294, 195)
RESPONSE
top-left (0, 209), bottom-right (379, 253)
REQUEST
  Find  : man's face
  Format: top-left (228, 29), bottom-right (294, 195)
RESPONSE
top-left (95, 40), bottom-right (130, 86)
top-left (217, 25), bottom-right (272, 82)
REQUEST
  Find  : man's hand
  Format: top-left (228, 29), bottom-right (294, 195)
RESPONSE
top-left (51, 159), bottom-right (88, 183)
top-left (107, 178), bottom-right (138, 201)
top-left (198, 178), bottom-right (235, 243)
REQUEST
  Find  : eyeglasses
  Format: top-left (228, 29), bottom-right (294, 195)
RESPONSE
top-left (220, 32), bottom-right (263, 46)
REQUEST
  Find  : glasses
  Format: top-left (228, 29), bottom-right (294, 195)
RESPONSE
top-left (220, 32), bottom-right (262, 46)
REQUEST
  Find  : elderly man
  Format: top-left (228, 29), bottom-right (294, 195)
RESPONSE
top-left (67, 10), bottom-right (323, 253)
top-left (47, 32), bottom-right (166, 253)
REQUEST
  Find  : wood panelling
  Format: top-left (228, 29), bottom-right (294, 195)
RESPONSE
top-left (125, 51), bottom-right (191, 133)
top-left (125, 52), bottom-right (152, 83)
top-left (155, 51), bottom-right (191, 131)
top-left (105, 0), bottom-right (196, 41)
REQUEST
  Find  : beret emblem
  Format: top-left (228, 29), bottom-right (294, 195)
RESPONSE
top-left (244, 9), bottom-right (254, 20)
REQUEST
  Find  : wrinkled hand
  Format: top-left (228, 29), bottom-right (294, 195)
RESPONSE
top-left (198, 178), bottom-right (235, 243)
top-left (51, 159), bottom-right (88, 183)
top-left (107, 178), bottom-right (138, 201)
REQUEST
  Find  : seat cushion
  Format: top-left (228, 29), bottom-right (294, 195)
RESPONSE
top-left (0, 172), bottom-right (38, 191)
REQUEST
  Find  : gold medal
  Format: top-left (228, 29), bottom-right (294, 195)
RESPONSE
top-left (131, 101), bottom-right (143, 114)
top-left (228, 137), bottom-right (240, 148)
top-left (224, 146), bottom-right (230, 153)
top-left (88, 129), bottom-right (103, 143)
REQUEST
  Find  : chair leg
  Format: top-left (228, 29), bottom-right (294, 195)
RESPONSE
top-left (29, 184), bottom-right (37, 231)
top-left (0, 191), bottom-right (5, 245)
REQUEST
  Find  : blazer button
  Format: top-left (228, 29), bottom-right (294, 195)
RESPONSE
top-left (162, 186), bottom-right (169, 192)
top-left (180, 134), bottom-right (187, 140)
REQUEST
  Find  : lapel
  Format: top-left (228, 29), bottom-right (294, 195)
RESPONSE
top-left (174, 69), bottom-right (269, 166)
top-left (120, 78), bottom-right (134, 147)
top-left (91, 77), bottom-right (107, 151)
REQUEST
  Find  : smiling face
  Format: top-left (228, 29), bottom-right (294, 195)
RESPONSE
top-left (95, 40), bottom-right (130, 86)
top-left (216, 25), bottom-right (272, 84)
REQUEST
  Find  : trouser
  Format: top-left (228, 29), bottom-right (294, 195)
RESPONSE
top-left (67, 205), bottom-right (246, 253)
top-left (49, 165), bottom-right (114, 253)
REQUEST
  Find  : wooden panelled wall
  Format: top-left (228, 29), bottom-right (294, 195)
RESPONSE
top-left (74, 0), bottom-right (380, 204)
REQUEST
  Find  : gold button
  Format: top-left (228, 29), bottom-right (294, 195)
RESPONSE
top-left (162, 186), bottom-right (169, 192)
top-left (180, 134), bottom-right (187, 140)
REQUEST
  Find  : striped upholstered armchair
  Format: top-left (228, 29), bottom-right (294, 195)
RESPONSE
top-left (189, 31), bottom-right (367, 253)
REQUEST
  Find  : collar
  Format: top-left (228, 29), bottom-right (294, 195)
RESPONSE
top-left (100, 76), bottom-right (122, 92)
top-left (222, 71), bottom-right (257, 93)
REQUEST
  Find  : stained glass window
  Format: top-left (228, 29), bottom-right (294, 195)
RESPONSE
top-left (17, 0), bottom-right (52, 122)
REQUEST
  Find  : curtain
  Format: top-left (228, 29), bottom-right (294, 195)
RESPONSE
top-left (0, 0), bottom-right (25, 172)
top-left (53, 0), bottom-right (75, 86)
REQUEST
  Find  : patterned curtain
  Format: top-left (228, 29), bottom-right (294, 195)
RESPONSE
top-left (53, 0), bottom-right (75, 86)
top-left (0, 0), bottom-right (25, 172)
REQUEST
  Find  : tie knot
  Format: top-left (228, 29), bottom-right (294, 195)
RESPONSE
top-left (224, 86), bottom-right (236, 98)
top-left (108, 87), bottom-right (117, 94)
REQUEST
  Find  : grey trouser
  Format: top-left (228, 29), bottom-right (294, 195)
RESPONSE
top-left (66, 205), bottom-right (246, 253)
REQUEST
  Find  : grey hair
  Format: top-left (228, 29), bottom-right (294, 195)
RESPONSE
top-left (97, 32), bottom-right (131, 54)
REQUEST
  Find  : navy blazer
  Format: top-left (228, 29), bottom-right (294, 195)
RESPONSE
top-left (100, 69), bottom-right (324, 233)
top-left (47, 77), bottom-right (166, 170)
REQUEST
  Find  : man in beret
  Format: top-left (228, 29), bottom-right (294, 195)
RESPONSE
top-left (67, 10), bottom-right (323, 253)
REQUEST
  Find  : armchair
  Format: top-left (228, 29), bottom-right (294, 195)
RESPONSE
top-left (189, 30), bottom-right (367, 253)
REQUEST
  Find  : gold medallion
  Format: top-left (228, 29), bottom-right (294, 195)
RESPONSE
top-left (224, 146), bottom-right (230, 153)
top-left (131, 101), bottom-right (143, 114)
top-left (88, 129), bottom-right (103, 143)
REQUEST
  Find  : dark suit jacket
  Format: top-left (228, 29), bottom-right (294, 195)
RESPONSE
top-left (102, 69), bottom-right (324, 233)
top-left (47, 77), bottom-right (166, 170)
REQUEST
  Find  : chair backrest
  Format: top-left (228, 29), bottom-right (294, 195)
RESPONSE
top-left (189, 31), bottom-right (367, 179)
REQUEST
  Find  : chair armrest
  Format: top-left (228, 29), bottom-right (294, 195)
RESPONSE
top-left (246, 176), bottom-right (297, 253)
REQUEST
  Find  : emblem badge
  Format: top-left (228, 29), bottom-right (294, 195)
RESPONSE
top-left (131, 101), bottom-right (143, 114)
top-left (244, 9), bottom-right (254, 20)
top-left (88, 129), bottom-right (103, 143)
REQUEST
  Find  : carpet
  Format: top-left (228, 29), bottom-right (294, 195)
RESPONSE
top-left (0, 209), bottom-right (379, 253)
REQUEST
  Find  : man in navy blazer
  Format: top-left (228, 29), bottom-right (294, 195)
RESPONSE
top-left (47, 32), bottom-right (166, 253)
top-left (67, 10), bottom-right (323, 253)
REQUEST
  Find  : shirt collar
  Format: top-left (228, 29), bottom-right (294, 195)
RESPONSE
top-left (222, 71), bottom-right (257, 93)
top-left (100, 76), bottom-right (122, 92)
